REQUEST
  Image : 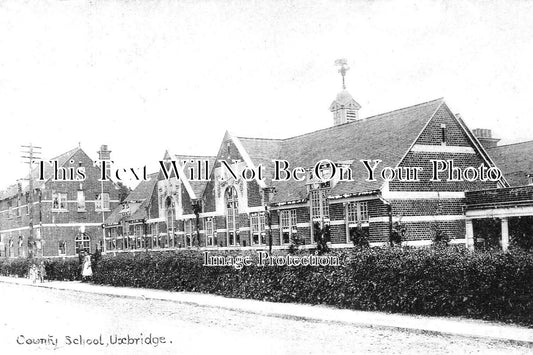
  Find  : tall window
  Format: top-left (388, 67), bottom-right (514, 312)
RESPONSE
top-left (225, 186), bottom-right (239, 246)
top-left (185, 220), bottom-right (193, 247)
top-left (15, 198), bottom-right (21, 217)
top-left (165, 197), bottom-right (175, 248)
top-left (95, 193), bottom-right (110, 211)
top-left (135, 224), bottom-right (143, 248)
top-left (77, 190), bottom-right (86, 212)
top-left (250, 212), bottom-right (266, 245)
top-left (52, 192), bottom-right (68, 211)
top-left (75, 233), bottom-right (90, 253)
top-left (205, 217), bottom-right (216, 247)
top-left (18, 236), bottom-right (24, 257)
top-left (280, 209), bottom-right (298, 245)
top-left (310, 189), bottom-right (329, 221)
top-left (346, 201), bottom-right (369, 243)
top-left (58, 241), bottom-right (66, 255)
top-left (441, 124), bottom-right (447, 145)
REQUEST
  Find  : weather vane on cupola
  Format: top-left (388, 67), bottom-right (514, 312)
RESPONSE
top-left (334, 58), bottom-right (350, 90)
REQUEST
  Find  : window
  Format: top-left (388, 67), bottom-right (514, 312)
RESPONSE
top-left (58, 241), bottom-right (66, 255)
top-left (165, 197), bottom-right (175, 247)
top-left (135, 224), bottom-right (144, 249)
top-left (225, 186), bottom-right (239, 246)
top-left (15, 198), bottom-right (21, 217)
top-left (77, 190), bottom-right (86, 211)
top-left (123, 234), bottom-right (130, 249)
top-left (441, 124), bottom-right (447, 145)
top-left (75, 233), bottom-right (90, 253)
top-left (346, 201), bottom-right (370, 243)
top-left (95, 193), bottom-right (110, 211)
top-left (18, 236), bottom-right (24, 257)
top-left (250, 212), bottom-right (266, 245)
top-left (205, 217), bottom-right (216, 247)
top-left (280, 209), bottom-right (298, 245)
top-left (7, 201), bottom-right (12, 219)
top-left (52, 192), bottom-right (68, 211)
top-left (310, 189), bottom-right (329, 221)
top-left (185, 220), bottom-right (193, 247)
top-left (347, 202), bottom-right (369, 224)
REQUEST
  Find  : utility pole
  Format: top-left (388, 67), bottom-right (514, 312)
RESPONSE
top-left (21, 144), bottom-right (42, 259)
top-left (98, 145), bottom-right (111, 253)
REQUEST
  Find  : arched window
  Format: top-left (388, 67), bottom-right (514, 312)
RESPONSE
top-left (75, 233), bottom-right (90, 254)
top-left (165, 197), bottom-right (175, 248)
top-left (225, 186), bottom-right (239, 246)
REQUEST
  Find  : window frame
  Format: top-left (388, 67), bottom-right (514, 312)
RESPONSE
top-left (52, 192), bottom-right (68, 211)
top-left (205, 217), bottom-right (216, 247)
top-left (95, 192), bottom-right (110, 211)
top-left (250, 212), bottom-right (266, 246)
top-left (280, 209), bottom-right (298, 245)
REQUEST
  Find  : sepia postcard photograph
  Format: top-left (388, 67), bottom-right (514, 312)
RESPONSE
top-left (0, 1), bottom-right (532, 354)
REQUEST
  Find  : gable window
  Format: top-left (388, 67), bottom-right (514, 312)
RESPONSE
top-left (346, 201), bottom-right (370, 243)
top-left (7, 201), bottom-right (12, 219)
top-left (225, 186), bottom-right (240, 246)
top-left (205, 217), bottom-right (216, 247)
top-left (441, 124), bottom-right (447, 145)
top-left (250, 212), bottom-right (266, 245)
top-left (52, 192), bottom-right (68, 211)
top-left (95, 193), bottom-right (110, 211)
top-left (280, 209), bottom-right (298, 245)
top-left (77, 190), bottom-right (86, 212)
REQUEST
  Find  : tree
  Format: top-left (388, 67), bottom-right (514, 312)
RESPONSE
top-left (116, 182), bottom-right (132, 203)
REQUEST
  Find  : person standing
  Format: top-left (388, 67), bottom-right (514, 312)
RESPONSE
top-left (81, 251), bottom-right (93, 282)
top-left (38, 260), bottom-right (46, 283)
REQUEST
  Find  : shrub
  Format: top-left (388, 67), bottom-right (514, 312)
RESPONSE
top-left (91, 247), bottom-right (533, 326)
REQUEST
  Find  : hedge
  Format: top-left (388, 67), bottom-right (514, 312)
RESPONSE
top-left (90, 247), bottom-right (533, 326)
top-left (0, 257), bottom-right (79, 281)
top-left (2, 247), bottom-right (532, 326)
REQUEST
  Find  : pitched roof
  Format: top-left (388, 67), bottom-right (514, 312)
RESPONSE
top-left (237, 98), bottom-right (445, 203)
top-left (171, 154), bottom-right (217, 198)
top-left (487, 140), bottom-right (533, 186)
top-left (0, 147), bottom-right (82, 201)
top-left (105, 172), bottom-right (159, 225)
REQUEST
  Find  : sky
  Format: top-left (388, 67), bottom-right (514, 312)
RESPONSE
top-left (1, 0), bottom-right (533, 188)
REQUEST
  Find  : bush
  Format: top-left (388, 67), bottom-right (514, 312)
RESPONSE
top-left (91, 247), bottom-right (533, 326)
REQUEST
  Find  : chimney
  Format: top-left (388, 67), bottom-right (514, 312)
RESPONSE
top-left (98, 145), bottom-right (112, 160)
top-left (472, 128), bottom-right (500, 149)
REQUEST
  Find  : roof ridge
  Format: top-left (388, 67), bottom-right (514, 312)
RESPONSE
top-left (280, 97), bottom-right (444, 142)
top-left (50, 146), bottom-right (80, 161)
top-left (173, 154), bottom-right (216, 158)
top-left (234, 98), bottom-right (444, 142)
top-left (236, 136), bottom-right (283, 142)
top-left (487, 139), bottom-right (533, 149)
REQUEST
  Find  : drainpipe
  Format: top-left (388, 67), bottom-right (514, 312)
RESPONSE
top-left (378, 195), bottom-right (392, 246)
top-left (193, 199), bottom-right (201, 248)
